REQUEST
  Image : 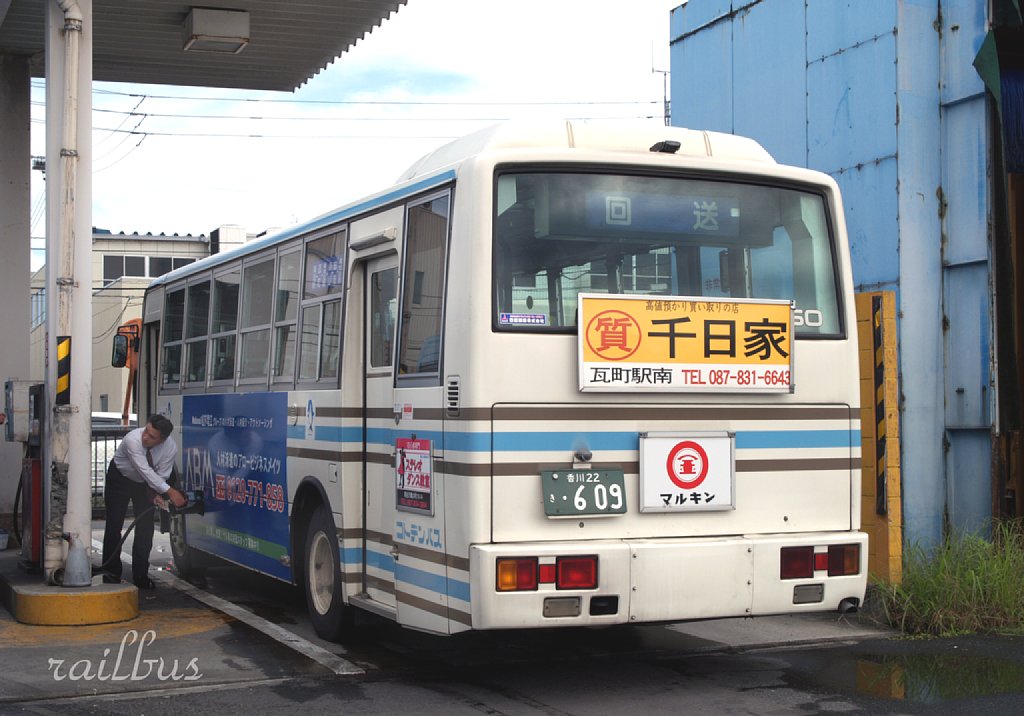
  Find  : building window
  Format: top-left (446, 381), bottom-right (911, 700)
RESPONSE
top-left (102, 254), bottom-right (199, 284)
top-left (124, 255), bottom-right (146, 277)
top-left (103, 255), bottom-right (124, 283)
top-left (31, 289), bottom-right (46, 329)
top-left (150, 257), bottom-right (172, 277)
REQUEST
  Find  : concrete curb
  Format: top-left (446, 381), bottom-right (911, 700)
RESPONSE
top-left (0, 550), bottom-right (138, 626)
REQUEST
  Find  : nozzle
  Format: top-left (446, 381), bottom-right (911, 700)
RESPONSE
top-left (170, 489), bottom-right (205, 516)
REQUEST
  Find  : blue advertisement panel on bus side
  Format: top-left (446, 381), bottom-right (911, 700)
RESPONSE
top-left (181, 392), bottom-right (291, 580)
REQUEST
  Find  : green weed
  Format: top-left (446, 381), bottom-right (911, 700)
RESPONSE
top-left (874, 520), bottom-right (1024, 636)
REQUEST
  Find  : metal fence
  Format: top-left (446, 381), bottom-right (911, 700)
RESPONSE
top-left (91, 424), bottom-right (132, 516)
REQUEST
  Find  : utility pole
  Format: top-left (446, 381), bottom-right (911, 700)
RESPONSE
top-left (653, 68), bottom-right (670, 126)
top-left (45, 0), bottom-right (94, 586)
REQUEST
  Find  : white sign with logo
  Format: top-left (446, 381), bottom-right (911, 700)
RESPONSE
top-left (639, 432), bottom-right (735, 512)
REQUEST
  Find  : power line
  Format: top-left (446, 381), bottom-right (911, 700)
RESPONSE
top-left (30, 192), bottom-right (46, 232)
top-left (88, 106), bottom-right (659, 123)
top-left (93, 297), bottom-right (139, 343)
top-left (92, 126), bottom-right (466, 140)
top-left (89, 86), bottom-right (658, 107)
top-left (29, 81), bottom-right (659, 108)
top-left (33, 119), bottom-right (662, 141)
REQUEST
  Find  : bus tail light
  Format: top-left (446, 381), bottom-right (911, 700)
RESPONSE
top-left (538, 563), bottom-right (557, 584)
top-left (496, 558), bottom-right (537, 591)
top-left (780, 546), bottom-right (814, 579)
top-left (828, 544), bottom-right (860, 576)
top-left (781, 544), bottom-right (861, 579)
top-left (496, 556), bottom-right (599, 591)
top-left (557, 556), bottom-right (598, 589)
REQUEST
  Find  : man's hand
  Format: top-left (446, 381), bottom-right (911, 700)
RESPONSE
top-left (166, 487), bottom-right (188, 508)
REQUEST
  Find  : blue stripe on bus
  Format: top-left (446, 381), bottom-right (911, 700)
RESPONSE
top-left (314, 425), bottom-right (348, 442)
top-left (735, 430), bottom-right (857, 449)
top-left (354, 547), bottom-right (471, 602)
top-left (291, 427), bottom-right (861, 452)
top-left (396, 563), bottom-right (471, 603)
top-left (341, 547), bottom-right (363, 565)
top-left (365, 548), bottom-right (395, 574)
top-left (490, 430), bottom-right (859, 451)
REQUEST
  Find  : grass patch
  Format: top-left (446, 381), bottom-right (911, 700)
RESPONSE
top-left (875, 520), bottom-right (1024, 636)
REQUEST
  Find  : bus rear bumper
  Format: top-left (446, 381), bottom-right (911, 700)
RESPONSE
top-left (469, 532), bottom-right (869, 630)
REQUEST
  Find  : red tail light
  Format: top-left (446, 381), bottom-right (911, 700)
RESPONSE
top-left (782, 544), bottom-right (861, 579)
top-left (557, 556), bottom-right (598, 589)
top-left (538, 563), bottom-right (557, 584)
top-left (780, 546), bottom-right (814, 579)
top-left (828, 544), bottom-right (860, 576)
top-left (496, 558), bottom-right (537, 591)
top-left (496, 555), bottom-right (600, 591)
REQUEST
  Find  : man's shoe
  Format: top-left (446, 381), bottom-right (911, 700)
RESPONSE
top-left (102, 574), bottom-right (121, 585)
top-left (134, 577), bottom-right (156, 590)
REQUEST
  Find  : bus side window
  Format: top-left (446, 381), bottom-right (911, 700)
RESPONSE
top-left (184, 279), bottom-right (211, 384)
top-left (319, 299), bottom-right (342, 380)
top-left (370, 268), bottom-right (398, 369)
top-left (272, 249), bottom-right (301, 383)
top-left (211, 268), bottom-right (240, 384)
top-left (298, 230), bottom-right (346, 383)
top-left (397, 193), bottom-right (449, 378)
top-left (161, 287), bottom-right (185, 390)
top-left (239, 257), bottom-right (275, 381)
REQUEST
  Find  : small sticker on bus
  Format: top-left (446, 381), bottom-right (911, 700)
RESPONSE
top-left (500, 313), bottom-right (547, 326)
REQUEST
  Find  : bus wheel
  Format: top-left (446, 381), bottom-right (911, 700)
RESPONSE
top-left (303, 504), bottom-right (350, 641)
top-left (169, 514), bottom-right (204, 581)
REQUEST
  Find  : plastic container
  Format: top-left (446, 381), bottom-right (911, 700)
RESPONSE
top-left (0, 529), bottom-right (8, 550)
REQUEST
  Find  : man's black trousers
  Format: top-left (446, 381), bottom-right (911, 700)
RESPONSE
top-left (101, 460), bottom-right (155, 583)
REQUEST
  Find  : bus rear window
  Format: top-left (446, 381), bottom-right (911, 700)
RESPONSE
top-left (493, 172), bottom-right (841, 337)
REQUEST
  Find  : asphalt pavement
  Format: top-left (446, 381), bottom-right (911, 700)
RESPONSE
top-left (1, 526), bottom-right (1022, 714)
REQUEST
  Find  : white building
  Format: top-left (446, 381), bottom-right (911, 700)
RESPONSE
top-left (29, 225), bottom-right (263, 415)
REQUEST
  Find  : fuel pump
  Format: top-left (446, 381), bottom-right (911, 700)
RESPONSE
top-left (4, 381), bottom-right (45, 571)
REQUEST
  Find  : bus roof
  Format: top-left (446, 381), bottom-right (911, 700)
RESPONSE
top-left (148, 121), bottom-right (776, 290)
top-left (396, 120), bottom-right (776, 182)
top-left (146, 168), bottom-right (457, 290)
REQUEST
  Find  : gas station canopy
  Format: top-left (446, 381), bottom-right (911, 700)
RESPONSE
top-left (0, 0), bottom-right (407, 91)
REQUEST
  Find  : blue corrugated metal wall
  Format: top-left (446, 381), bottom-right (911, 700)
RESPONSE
top-left (939, 0), bottom-right (993, 540)
top-left (669, 0), bottom-right (994, 549)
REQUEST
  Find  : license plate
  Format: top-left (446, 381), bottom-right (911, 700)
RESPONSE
top-left (542, 469), bottom-right (627, 517)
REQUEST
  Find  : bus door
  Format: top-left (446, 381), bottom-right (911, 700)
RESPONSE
top-left (367, 192), bottom-right (452, 633)
top-left (363, 256), bottom-right (399, 611)
top-left (391, 193), bottom-right (451, 633)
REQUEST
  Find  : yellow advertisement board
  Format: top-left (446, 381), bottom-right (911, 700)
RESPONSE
top-left (578, 294), bottom-right (793, 392)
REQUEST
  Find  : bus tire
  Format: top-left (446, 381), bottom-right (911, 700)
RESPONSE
top-left (169, 513), bottom-right (205, 581)
top-left (303, 503), bottom-right (350, 641)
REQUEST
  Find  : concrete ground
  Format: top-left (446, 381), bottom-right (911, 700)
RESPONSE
top-left (0, 527), bottom-right (897, 706)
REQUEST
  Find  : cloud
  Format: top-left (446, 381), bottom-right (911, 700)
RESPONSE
top-left (31, 0), bottom-right (679, 239)
top-left (318, 62), bottom-right (479, 100)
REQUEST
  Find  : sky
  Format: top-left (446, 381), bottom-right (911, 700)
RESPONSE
top-left (29, 0), bottom-right (681, 268)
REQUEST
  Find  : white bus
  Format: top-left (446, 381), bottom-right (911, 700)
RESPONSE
top-left (139, 121), bottom-right (867, 640)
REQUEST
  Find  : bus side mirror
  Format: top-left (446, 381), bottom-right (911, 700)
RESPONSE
top-left (111, 335), bottom-right (129, 368)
